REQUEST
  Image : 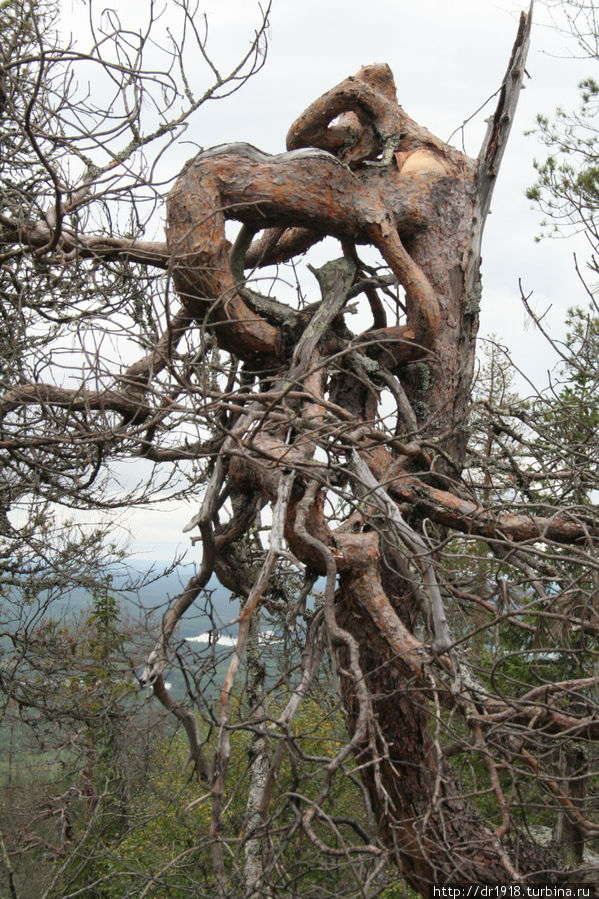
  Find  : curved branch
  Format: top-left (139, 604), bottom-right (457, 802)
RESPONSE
top-left (167, 140), bottom-right (440, 365)
top-left (0, 383), bottom-right (148, 421)
top-left (361, 444), bottom-right (599, 545)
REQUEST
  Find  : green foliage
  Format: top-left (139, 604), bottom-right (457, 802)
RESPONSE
top-left (59, 693), bottom-right (392, 898)
top-left (527, 24), bottom-right (599, 250)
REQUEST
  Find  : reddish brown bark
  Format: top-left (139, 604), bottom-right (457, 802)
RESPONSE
top-left (160, 10), bottom-right (590, 885)
top-left (12, 0), bottom-right (596, 892)
top-left (44, 3), bottom-right (594, 888)
top-left (166, 64), bottom-right (464, 368)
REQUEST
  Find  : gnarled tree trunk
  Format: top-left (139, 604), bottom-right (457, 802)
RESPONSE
top-left (149, 3), bottom-right (586, 889)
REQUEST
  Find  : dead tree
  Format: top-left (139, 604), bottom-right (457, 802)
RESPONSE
top-left (145, 4), bottom-right (579, 887)
top-left (7, 0), bottom-right (599, 891)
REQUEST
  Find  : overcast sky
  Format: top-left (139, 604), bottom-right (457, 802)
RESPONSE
top-left (62, 0), bottom-right (595, 559)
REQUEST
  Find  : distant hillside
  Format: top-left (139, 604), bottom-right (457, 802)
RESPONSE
top-left (111, 562), bottom-right (240, 639)
top-left (2, 562), bottom-right (318, 699)
top-left (7, 562), bottom-right (241, 641)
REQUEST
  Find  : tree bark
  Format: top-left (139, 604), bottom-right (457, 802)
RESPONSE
top-left (162, 4), bottom-right (581, 890)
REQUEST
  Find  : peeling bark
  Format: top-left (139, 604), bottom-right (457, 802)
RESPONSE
top-left (157, 3), bottom-right (584, 889)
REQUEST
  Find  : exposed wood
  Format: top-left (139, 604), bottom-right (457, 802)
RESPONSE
top-left (160, 8), bottom-right (592, 884)
top-left (8, 0), bottom-right (591, 890)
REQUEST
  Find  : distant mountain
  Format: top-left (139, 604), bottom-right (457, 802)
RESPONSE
top-left (5, 562), bottom-right (241, 641)
top-left (3, 560), bottom-right (321, 645)
top-left (1, 561), bottom-right (317, 700)
top-left (110, 563), bottom-right (239, 639)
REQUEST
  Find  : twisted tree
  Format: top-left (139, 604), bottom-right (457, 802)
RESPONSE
top-left (7, 0), bottom-right (599, 894)
top-left (143, 10), bottom-right (549, 891)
